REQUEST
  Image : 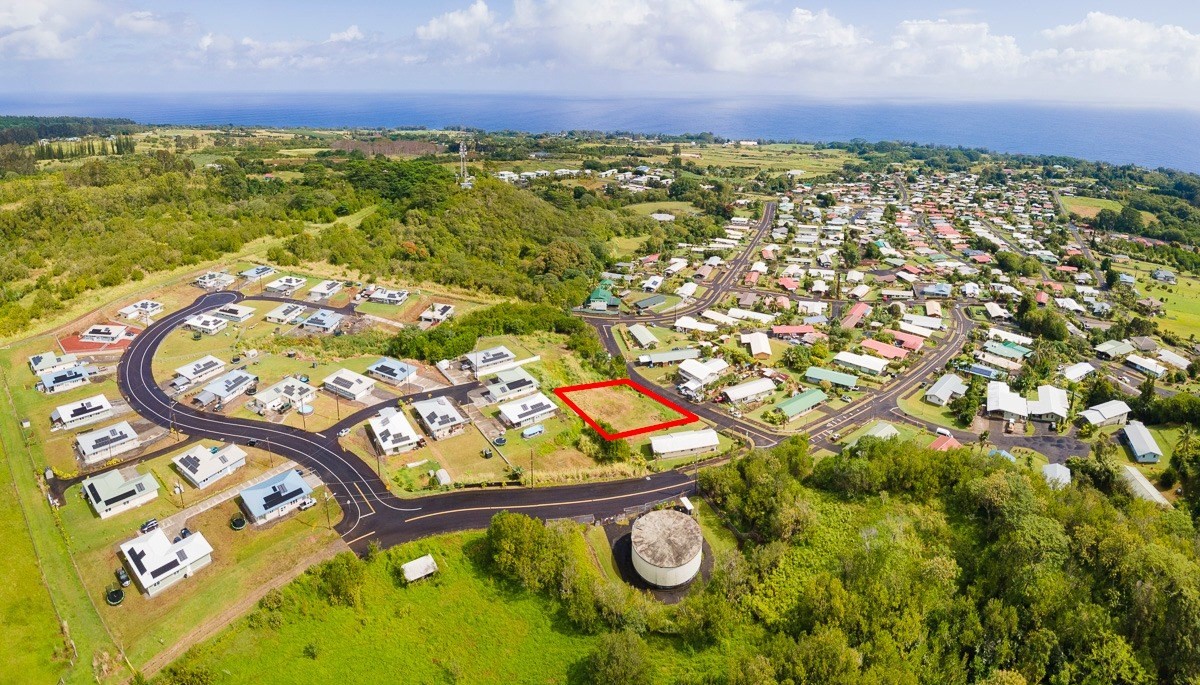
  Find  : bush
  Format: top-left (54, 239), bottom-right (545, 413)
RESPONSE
top-left (579, 630), bottom-right (655, 685)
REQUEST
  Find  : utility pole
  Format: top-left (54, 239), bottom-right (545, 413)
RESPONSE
top-left (530, 448), bottom-right (534, 489)
top-left (334, 392), bottom-right (341, 421)
top-left (324, 491), bottom-right (332, 529)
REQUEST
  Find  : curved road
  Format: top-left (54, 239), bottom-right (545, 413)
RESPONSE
top-left (117, 291), bottom-right (696, 552)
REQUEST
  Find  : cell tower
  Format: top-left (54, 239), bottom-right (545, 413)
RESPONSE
top-left (458, 137), bottom-right (473, 189)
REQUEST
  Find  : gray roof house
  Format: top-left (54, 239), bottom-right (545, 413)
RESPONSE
top-left (412, 397), bottom-right (469, 440)
top-left (925, 374), bottom-right (968, 407)
top-left (1124, 421), bottom-right (1164, 463)
top-left (81, 468), bottom-right (159, 519)
top-left (172, 444), bottom-right (247, 490)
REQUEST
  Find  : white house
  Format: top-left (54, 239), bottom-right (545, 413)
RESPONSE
top-left (1042, 463), bottom-right (1072, 490)
top-left (1126, 354), bottom-right (1167, 379)
top-left (741, 332), bottom-right (772, 359)
top-left (366, 357), bottom-right (417, 386)
top-left (368, 288), bottom-right (409, 305)
top-left (1027, 385), bottom-right (1069, 423)
top-left (419, 303), bottom-right (455, 323)
top-left (51, 394), bottom-right (113, 430)
top-left (80, 324), bottom-right (128, 344)
top-left (722, 377), bottom-right (776, 404)
top-left (29, 351), bottom-right (78, 376)
top-left (183, 314), bottom-right (227, 336)
top-left (834, 351), bottom-right (889, 376)
top-left (678, 358), bottom-right (729, 390)
top-left (1080, 400), bottom-right (1131, 427)
top-left (412, 397), bottom-right (469, 439)
top-left (118, 300), bottom-right (164, 321)
top-left (986, 382), bottom-right (1028, 421)
top-left (497, 392), bottom-right (559, 428)
top-left (120, 529), bottom-right (213, 597)
top-left (82, 469), bottom-right (159, 519)
top-left (925, 374), bottom-right (968, 406)
top-left (77, 421), bottom-right (140, 464)
top-left (628, 324), bottom-right (659, 349)
top-left (193, 369), bottom-right (257, 408)
top-left (265, 303), bottom-right (307, 325)
top-left (38, 366), bottom-right (95, 394)
top-left (322, 368), bottom-right (376, 401)
top-left (173, 444), bottom-right (247, 489)
top-left (309, 280), bottom-right (343, 300)
top-left (171, 355), bottom-right (226, 391)
top-left (252, 378), bottom-right (316, 413)
top-left (264, 275), bottom-right (306, 296)
top-left (463, 346), bottom-right (517, 375)
top-left (212, 303), bottom-right (255, 323)
top-left (301, 309), bottom-right (343, 333)
top-left (641, 276), bottom-right (664, 292)
top-left (483, 367), bottom-right (539, 403)
top-left (240, 265), bottom-right (276, 282)
top-left (1061, 362), bottom-right (1095, 383)
top-left (650, 429), bottom-right (720, 459)
top-left (368, 407), bottom-right (423, 455)
top-left (240, 470), bottom-right (313, 523)
top-left (195, 271), bottom-right (236, 290)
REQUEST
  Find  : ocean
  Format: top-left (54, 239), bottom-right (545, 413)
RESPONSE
top-left (4, 92), bottom-right (1199, 172)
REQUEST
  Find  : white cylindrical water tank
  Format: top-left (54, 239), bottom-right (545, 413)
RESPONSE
top-left (631, 509), bottom-right (703, 588)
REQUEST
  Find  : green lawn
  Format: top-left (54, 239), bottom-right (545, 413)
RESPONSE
top-left (895, 387), bottom-right (961, 430)
top-left (1118, 257), bottom-right (1200, 338)
top-left (157, 531), bottom-right (705, 684)
top-left (624, 200), bottom-right (701, 218)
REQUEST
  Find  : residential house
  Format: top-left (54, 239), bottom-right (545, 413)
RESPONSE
top-left (1042, 463), bottom-right (1072, 489)
top-left (925, 374), bottom-right (968, 406)
top-left (463, 346), bottom-right (517, 375)
top-left (173, 444), bottom-right (247, 490)
top-left (412, 397), bottom-right (469, 439)
top-left (265, 276), bottom-right (306, 297)
top-left (1151, 268), bottom-right (1177, 284)
top-left (627, 324), bottom-right (659, 349)
top-left (1095, 339), bottom-right (1136, 359)
top-left (1028, 385), bottom-right (1069, 423)
top-left (497, 392), bottom-right (559, 428)
top-left (80, 324), bottom-right (128, 344)
top-left (265, 303), bottom-right (307, 325)
top-left (322, 368), bottom-right (376, 402)
top-left (368, 407), bottom-right (423, 455)
top-left (82, 469), bottom-right (159, 519)
top-left (930, 434), bottom-right (962, 451)
top-left (195, 271), bottom-right (235, 290)
top-left (170, 355), bottom-right (226, 391)
top-left (841, 302), bottom-right (872, 329)
top-left (986, 382), bottom-right (1028, 421)
top-left (483, 368), bottom-right (539, 403)
top-left (861, 338), bottom-right (908, 361)
top-left (420, 303), bottom-right (455, 323)
top-left (1126, 354), bottom-right (1167, 378)
top-left (650, 429), bottom-right (720, 459)
top-left (1061, 362), bottom-right (1095, 383)
top-left (637, 348), bottom-right (701, 366)
top-left (722, 378), bottom-right (776, 404)
top-left (1080, 400), bottom-right (1131, 427)
top-left (834, 351), bottom-right (889, 376)
top-left (777, 388), bottom-right (828, 420)
top-left (1121, 465), bottom-right (1171, 506)
top-left (302, 309), bottom-right (344, 333)
top-left (741, 332), bottom-right (772, 359)
top-left (212, 304), bottom-right (255, 323)
top-left (193, 369), bottom-right (256, 408)
top-left (369, 288), bottom-right (409, 306)
top-left (120, 529), bottom-right (213, 597)
top-left (76, 421), bottom-right (140, 464)
top-left (252, 378), bottom-right (317, 413)
top-left (805, 366), bottom-right (858, 389)
top-left (118, 300), bottom-right (164, 321)
top-left (308, 280), bottom-right (343, 299)
top-left (51, 394), bottom-right (113, 430)
top-left (1124, 421), bottom-right (1164, 463)
top-left (29, 351), bottom-right (78, 376)
top-left (240, 470), bottom-right (313, 523)
top-left (1159, 348), bottom-right (1191, 371)
top-left (677, 358), bottom-right (730, 395)
top-left (366, 357), bottom-right (417, 386)
top-left (183, 314), bottom-right (227, 336)
top-left (38, 365), bottom-right (95, 394)
top-left (240, 265), bottom-right (276, 282)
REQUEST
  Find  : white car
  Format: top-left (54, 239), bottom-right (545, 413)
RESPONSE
top-left (298, 497), bottom-right (317, 511)
top-left (337, 428), bottom-right (350, 438)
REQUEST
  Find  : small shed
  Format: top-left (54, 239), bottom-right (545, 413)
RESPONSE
top-left (401, 554), bottom-right (439, 583)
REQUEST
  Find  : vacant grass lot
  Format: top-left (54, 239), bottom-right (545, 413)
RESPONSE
top-left (624, 200), bottom-right (701, 217)
top-left (1117, 257), bottom-right (1200, 338)
top-left (562, 382), bottom-right (688, 435)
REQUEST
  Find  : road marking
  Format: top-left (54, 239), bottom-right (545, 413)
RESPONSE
top-left (345, 531), bottom-right (376, 545)
top-left (403, 479), bottom-right (691, 522)
top-left (354, 483), bottom-right (376, 515)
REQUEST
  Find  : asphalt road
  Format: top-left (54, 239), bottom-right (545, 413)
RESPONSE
top-left (115, 292), bottom-right (701, 553)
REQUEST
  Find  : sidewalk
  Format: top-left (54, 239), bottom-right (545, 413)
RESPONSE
top-left (157, 460), bottom-right (298, 536)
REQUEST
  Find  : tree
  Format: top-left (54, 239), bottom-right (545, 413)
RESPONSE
top-left (316, 552), bottom-right (366, 607)
top-left (485, 511), bottom-right (567, 592)
top-left (580, 631), bottom-right (655, 685)
top-left (979, 430), bottom-right (990, 454)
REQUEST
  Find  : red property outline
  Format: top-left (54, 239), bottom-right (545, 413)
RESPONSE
top-left (553, 378), bottom-right (699, 441)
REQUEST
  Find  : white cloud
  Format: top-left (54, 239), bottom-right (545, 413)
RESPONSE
top-left (888, 20), bottom-right (1024, 75)
top-left (113, 10), bottom-right (168, 35)
top-left (0, 0), bottom-right (102, 59)
top-left (1039, 12), bottom-right (1200, 80)
top-left (327, 25), bottom-right (363, 43)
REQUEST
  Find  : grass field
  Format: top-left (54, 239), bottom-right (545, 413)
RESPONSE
top-left (624, 200), bottom-right (701, 218)
top-left (1117, 257), bottom-right (1200, 338)
top-left (561, 382), bottom-right (687, 435)
top-left (895, 387), bottom-right (960, 430)
top-left (158, 529), bottom-right (727, 684)
top-left (1062, 195), bottom-right (1157, 224)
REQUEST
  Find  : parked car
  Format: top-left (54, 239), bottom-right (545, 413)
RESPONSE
top-left (180, 527), bottom-right (191, 538)
top-left (935, 427), bottom-right (952, 437)
top-left (139, 518), bottom-right (158, 534)
top-left (115, 568), bottom-right (131, 587)
top-left (298, 497), bottom-right (317, 511)
top-left (337, 428), bottom-right (350, 438)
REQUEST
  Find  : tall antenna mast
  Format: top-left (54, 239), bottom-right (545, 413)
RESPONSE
top-left (458, 137), bottom-right (473, 189)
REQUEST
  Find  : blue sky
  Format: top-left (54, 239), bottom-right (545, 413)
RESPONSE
top-left (4, 1), bottom-right (1200, 106)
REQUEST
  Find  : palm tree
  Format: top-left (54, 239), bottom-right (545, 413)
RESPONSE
top-left (978, 430), bottom-right (990, 454)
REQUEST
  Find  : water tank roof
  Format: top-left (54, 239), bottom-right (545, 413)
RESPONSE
top-left (632, 509), bottom-right (702, 568)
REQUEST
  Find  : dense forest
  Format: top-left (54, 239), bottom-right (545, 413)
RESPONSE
top-left (0, 115), bottom-right (140, 145)
top-left (469, 435), bottom-right (1200, 684)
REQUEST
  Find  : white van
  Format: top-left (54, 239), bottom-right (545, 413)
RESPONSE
top-left (935, 427), bottom-right (952, 437)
